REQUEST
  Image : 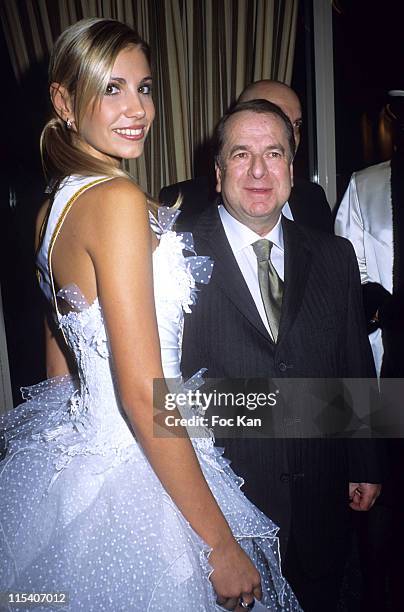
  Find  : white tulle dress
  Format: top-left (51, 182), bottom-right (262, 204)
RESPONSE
top-left (0, 176), bottom-right (301, 611)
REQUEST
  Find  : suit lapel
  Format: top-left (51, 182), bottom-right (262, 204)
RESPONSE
top-left (194, 207), bottom-right (272, 343)
top-left (193, 209), bottom-right (312, 347)
top-left (278, 217), bottom-right (312, 344)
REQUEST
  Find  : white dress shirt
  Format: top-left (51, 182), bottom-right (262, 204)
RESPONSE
top-left (219, 205), bottom-right (285, 335)
top-left (281, 201), bottom-right (293, 221)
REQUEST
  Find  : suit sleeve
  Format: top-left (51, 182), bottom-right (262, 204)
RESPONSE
top-left (343, 240), bottom-right (383, 483)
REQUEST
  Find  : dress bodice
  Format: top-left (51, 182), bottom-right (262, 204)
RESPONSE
top-left (35, 175), bottom-right (213, 453)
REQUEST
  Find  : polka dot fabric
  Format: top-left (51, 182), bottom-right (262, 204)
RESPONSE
top-left (0, 177), bottom-right (302, 611)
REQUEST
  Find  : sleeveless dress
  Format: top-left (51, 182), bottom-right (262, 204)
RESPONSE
top-left (0, 176), bottom-right (301, 611)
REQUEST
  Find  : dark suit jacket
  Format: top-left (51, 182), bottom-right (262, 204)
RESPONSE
top-left (159, 175), bottom-right (333, 233)
top-left (181, 206), bottom-right (380, 577)
top-left (289, 177), bottom-right (333, 233)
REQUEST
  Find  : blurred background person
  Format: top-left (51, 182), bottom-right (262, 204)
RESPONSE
top-left (335, 88), bottom-right (404, 611)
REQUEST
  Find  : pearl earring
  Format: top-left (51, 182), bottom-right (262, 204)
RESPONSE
top-left (66, 119), bottom-right (73, 129)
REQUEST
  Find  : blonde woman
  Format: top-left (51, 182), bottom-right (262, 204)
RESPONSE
top-left (0, 18), bottom-right (300, 611)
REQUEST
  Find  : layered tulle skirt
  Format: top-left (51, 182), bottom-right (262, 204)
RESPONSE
top-left (0, 376), bottom-right (301, 611)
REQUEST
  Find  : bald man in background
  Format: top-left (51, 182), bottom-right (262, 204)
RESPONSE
top-left (160, 80), bottom-right (333, 234)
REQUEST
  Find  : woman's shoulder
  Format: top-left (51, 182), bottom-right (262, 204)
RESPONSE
top-left (75, 176), bottom-right (150, 248)
top-left (81, 176), bottom-right (146, 209)
top-left (85, 176), bottom-right (146, 213)
top-left (67, 175), bottom-right (147, 219)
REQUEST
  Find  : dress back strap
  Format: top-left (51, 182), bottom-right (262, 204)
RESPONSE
top-left (47, 176), bottom-right (114, 321)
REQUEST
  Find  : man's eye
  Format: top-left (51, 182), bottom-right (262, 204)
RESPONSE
top-left (105, 83), bottom-right (119, 95)
top-left (234, 152), bottom-right (248, 159)
top-left (139, 84), bottom-right (152, 95)
top-left (268, 151), bottom-right (282, 158)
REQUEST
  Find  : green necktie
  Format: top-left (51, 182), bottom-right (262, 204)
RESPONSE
top-left (252, 239), bottom-right (284, 342)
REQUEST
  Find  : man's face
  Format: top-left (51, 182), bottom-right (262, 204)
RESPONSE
top-left (216, 110), bottom-right (293, 235)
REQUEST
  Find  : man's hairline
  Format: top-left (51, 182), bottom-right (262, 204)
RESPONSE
top-left (216, 109), bottom-right (294, 167)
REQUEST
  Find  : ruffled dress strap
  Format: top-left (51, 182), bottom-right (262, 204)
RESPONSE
top-left (150, 206), bottom-right (214, 288)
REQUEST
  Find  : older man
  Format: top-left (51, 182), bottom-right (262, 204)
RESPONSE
top-left (181, 100), bottom-right (381, 611)
top-left (160, 80), bottom-right (333, 233)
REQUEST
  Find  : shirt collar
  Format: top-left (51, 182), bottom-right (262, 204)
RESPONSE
top-left (218, 203), bottom-right (284, 253)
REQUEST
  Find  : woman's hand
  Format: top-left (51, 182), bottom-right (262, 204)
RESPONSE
top-left (209, 535), bottom-right (262, 610)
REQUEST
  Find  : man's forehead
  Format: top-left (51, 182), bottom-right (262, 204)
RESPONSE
top-left (224, 111), bottom-right (287, 141)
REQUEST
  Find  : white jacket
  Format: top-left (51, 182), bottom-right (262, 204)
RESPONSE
top-left (335, 160), bottom-right (393, 376)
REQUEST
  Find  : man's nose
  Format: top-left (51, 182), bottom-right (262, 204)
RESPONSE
top-left (249, 154), bottom-right (268, 179)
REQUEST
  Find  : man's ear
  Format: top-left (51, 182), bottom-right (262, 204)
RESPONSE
top-left (289, 161), bottom-right (294, 188)
top-left (50, 83), bottom-right (74, 124)
top-left (215, 160), bottom-right (222, 194)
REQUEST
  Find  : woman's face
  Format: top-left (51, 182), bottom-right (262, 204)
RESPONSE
top-left (79, 45), bottom-right (155, 165)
